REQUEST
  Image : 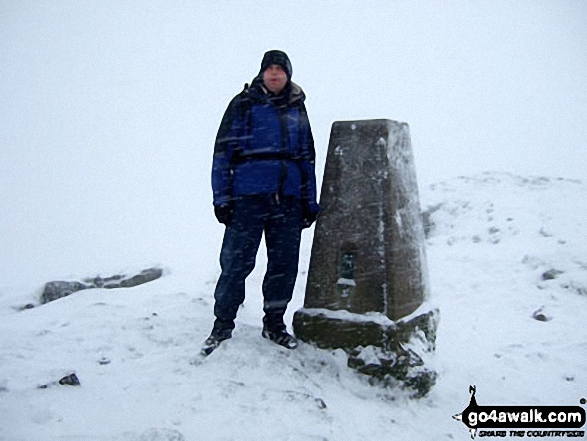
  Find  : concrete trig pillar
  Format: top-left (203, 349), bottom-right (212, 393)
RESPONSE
top-left (293, 119), bottom-right (438, 397)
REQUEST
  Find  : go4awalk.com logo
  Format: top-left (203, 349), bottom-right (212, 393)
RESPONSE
top-left (453, 386), bottom-right (586, 439)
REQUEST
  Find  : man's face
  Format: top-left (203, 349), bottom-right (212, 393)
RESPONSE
top-left (263, 64), bottom-right (288, 95)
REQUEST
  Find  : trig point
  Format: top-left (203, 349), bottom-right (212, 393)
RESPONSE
top-left (293, 119), bottom-right (438, 397)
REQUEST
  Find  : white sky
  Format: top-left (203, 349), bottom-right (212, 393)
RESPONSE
top-left (1, 0), bottom-right (586, 283)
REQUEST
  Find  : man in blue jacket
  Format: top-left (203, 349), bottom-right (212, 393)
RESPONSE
top-left (202, 50), bottom-right (321, 356)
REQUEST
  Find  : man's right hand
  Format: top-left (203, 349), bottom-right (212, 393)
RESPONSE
top-left (214, 204), bottom-right (234, 226)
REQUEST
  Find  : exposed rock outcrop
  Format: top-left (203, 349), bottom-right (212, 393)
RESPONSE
top-left (39, 267), bottom-right (164, 305)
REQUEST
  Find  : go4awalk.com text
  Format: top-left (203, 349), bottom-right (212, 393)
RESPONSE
top-left (453, 386), bottom-right (586, 439)
top-left (476, 430), bottom-right (584, 437)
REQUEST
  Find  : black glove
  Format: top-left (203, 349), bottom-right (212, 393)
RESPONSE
top-left (214, 204), bottom-right (234, 226)
top-left (301, 205), bottom-right (319, 229)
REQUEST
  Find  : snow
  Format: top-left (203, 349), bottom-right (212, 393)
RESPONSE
top-left (296, 307), bottom-right (394, 327)
top-left (2, 2), bottom-right (587, 439)
top-left (1, 172), bottom-right (586, 440)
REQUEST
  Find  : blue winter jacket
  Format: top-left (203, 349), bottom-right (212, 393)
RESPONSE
top-left (212, 79), bottom-right (320, 213)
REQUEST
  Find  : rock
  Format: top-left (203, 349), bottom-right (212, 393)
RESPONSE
top-left (38, 372), bottom-right (81, 389)
top-left (59, 373), bottom-right (80, 386)
top-left (542, 269), bottom-right (564, 281)
top-left (39, 267), bottom-right (164, 305)
top-left (117, 268), bottom-right (163, 288)
top-left (18, 303), bottom-right (36, 311)
top-left (41, 281), bottom-right (89, 304)
top-left (532, 308), bottom-right (550, 322)
top-left (98, 356), bottom-right (111, 365)
top-left (294, 306), bottom-right (439, 397)
top-left (315, 398), bottom-right (328, 409)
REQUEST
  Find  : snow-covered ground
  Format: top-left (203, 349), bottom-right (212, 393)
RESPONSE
top-left (1, 171), bottom-right (585, 441)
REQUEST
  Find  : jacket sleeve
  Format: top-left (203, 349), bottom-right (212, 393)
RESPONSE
top-left (211, 95), bottom-right (246, 207)
top-left (298, 103), bottom-right (321, 213)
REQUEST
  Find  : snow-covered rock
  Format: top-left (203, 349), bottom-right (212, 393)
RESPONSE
top-left (40, 267), bottom-right (164, 305)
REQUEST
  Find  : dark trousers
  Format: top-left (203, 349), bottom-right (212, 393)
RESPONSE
top-left (213, 195), bottom-right (302, 334)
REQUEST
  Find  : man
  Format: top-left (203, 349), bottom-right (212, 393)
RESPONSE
top-left (202, 50), bottom-right (320, 356)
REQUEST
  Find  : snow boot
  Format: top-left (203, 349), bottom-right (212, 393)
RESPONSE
top-left (262, 326), bottom-right (298, 349)
top-left (200, 333), bottom-right (231, 356)
top-left (200, 322), bottom-right (233, 356)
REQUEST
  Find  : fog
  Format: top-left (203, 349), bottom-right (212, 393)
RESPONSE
top-left (1, 0), bottom-right (586, 283)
